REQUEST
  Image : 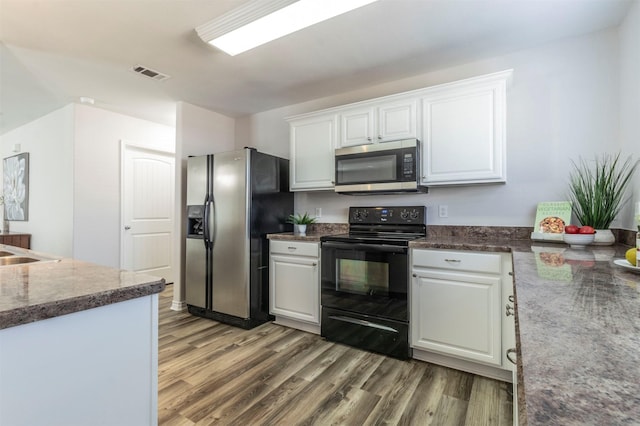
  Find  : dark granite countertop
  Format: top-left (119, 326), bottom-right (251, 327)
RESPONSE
top-left (0, 245), bottom-right (165, 330)
top-left (267, 223), bottom-right (348, 242)
top-left (410, 236), bottom-right (640, 426)
top-left (267, 232), bottom-right (325, 242)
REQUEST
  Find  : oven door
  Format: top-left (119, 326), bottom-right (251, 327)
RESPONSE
top-left (320, 240), bottom-right (408, 322)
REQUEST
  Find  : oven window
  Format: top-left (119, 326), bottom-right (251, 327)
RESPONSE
top-left (337, 155), bottom-right (397, 184)
top-left (336, 258), bottom-right (389, 296)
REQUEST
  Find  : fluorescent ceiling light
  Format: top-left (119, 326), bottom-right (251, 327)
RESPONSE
top-left (196, 0), bottom-right (379, 56)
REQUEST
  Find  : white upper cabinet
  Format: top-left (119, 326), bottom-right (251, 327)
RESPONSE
top-left (377, 99), bottom-right (418, 142)
top-left (340, 106), bottom-right (374, 147)
top-left (421, 70), bottom-right (511, 185)
top-left (289, 113), bottom-right (337, 191)
top-left (287, 70), bottom-right (512, 191)
top-left (339, 98), bottom-right (418, 148)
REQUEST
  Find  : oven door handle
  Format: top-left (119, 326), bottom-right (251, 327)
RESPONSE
top-left (321, 241), bottom-right (407, 254)
top-left (328, 315), bottom-right (399, 333)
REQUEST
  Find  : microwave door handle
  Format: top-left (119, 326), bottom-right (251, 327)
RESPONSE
top-left (321, 241), bottom-right (407, 254)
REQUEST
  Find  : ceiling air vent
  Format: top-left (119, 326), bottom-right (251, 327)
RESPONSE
top-left (131, 64), bottom-right (170, 82)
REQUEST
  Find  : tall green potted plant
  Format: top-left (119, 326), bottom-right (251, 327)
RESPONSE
top-left (567, 153), bottom-right (638, 245)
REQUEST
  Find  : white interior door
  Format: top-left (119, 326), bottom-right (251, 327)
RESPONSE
top-left (122, 144), bottom-right (175, 283)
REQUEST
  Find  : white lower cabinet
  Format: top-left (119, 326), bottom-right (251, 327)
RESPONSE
top-left (411, 248), bottom-right (514, 381)
top-left (269, 240), bottom-right (320, 334)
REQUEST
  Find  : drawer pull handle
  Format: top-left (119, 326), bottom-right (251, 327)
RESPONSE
top-left (287, 247), bottom-right (297, 250)
top-left (508, 295), bottom-right (515, 303)
top-left (444, 259), bottom-right (461, 263)
top-left (506, 348), bottom-right (517, 365)
top-left (505, 303), bottom-right (514, 317)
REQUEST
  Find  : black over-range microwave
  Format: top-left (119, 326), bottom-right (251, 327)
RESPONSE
top-left (334, 138), bottom-right (427, 194)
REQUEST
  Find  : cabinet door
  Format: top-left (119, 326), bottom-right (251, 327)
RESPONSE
top-left (270, 254), bottom-right (319, 324)
top-left (289, 114), bottom-right (337, 191)
top-left (339, 107), bottom-right (374, 147)
top-left (339, 100), bottom-right (418, 147)
top-left (421, 75), bottom-right (507, 185)
top-left (377, 99), bottom-right (417, 142)
top-left (503, 282), bottom-right (516, 372)
top-left (411, 271), bottom-right (502, 366)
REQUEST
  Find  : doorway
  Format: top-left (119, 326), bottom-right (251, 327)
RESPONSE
top-left (121, 143), bottom-right (176, 283)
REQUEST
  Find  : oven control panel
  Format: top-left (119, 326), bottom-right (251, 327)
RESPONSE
top-left (349, 206), bottom-right (426, 224)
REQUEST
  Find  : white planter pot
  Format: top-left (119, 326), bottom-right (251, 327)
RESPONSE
top-left (592, 229), bottom-right (615, 246)
top-left (294, 224), bottom-right (307, 236)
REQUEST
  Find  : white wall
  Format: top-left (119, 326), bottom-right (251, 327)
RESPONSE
top-left (238, 28), bottom-right (623, 227)
top-left (619, 0), bottom-right (640, 230)
top-left (73, 104), bottom-right (175, 267)
top-left (173, 102), bottom-right (235, 309)
top-left (177, 102), bottom-right (235, 157)
top-left (0, 104), bottom-right (74, 256)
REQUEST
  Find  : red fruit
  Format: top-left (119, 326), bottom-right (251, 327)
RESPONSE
top-left (564, 225), bottom-right (579, 234)
top-left (578, 226), bottom-right (596, 234)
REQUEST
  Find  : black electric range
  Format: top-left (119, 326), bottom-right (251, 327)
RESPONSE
top-left (320, 206), bottom-right (426, 359)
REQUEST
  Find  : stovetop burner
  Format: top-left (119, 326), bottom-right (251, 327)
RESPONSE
top-left (321, 206), bottom-right (427, 246)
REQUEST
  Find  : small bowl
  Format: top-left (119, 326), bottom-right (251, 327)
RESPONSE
top-left (563, 233), bottom-right (595, 248)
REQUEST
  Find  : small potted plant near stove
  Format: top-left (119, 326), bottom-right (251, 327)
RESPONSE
top-left (287, 212), bottom-right (316, 237)
top-left (567, 152), bottom-right (638, 245)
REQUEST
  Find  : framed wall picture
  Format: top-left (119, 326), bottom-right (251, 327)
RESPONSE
top-left (3, 153), bottom-right (29, 221)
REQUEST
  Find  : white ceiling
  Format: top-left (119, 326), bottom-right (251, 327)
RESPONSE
top-left (0, 0), bottom-right (634, 135)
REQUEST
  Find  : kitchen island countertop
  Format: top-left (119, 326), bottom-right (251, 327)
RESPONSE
top-left (0, 245), bottom-right (165, 330)
top-left (0, 245), bottom-right (165, 425)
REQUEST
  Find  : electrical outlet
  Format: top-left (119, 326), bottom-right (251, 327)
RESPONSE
top-left (315, 207), bottom-right (322, 218)
top-left (439, 205), bottom-right (448, 218)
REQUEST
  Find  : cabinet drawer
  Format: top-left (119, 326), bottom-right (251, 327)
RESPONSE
top-left (413, 249), bottom-right (501, 274)
top-left (270, 240), bottom-right (319, 257)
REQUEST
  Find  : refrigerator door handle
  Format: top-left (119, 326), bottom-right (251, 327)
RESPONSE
top-left (208, 199), bottom-right (216, 245)
top-left (203, 196), bottom-right (211, 248)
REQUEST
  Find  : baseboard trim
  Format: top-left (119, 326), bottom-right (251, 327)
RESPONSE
top-left (412, 348), bottom-right (513, 382)
top-left (273, 316), bottom-right (320, 335)
top-left (170, 300), bottom-right (187, 311)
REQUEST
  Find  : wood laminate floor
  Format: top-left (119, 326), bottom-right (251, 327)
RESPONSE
top-left (158, 286), bottom-right (513, 426)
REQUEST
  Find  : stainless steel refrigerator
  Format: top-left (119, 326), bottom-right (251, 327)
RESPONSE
top-left (185, 148), bottom-right (293, 329)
